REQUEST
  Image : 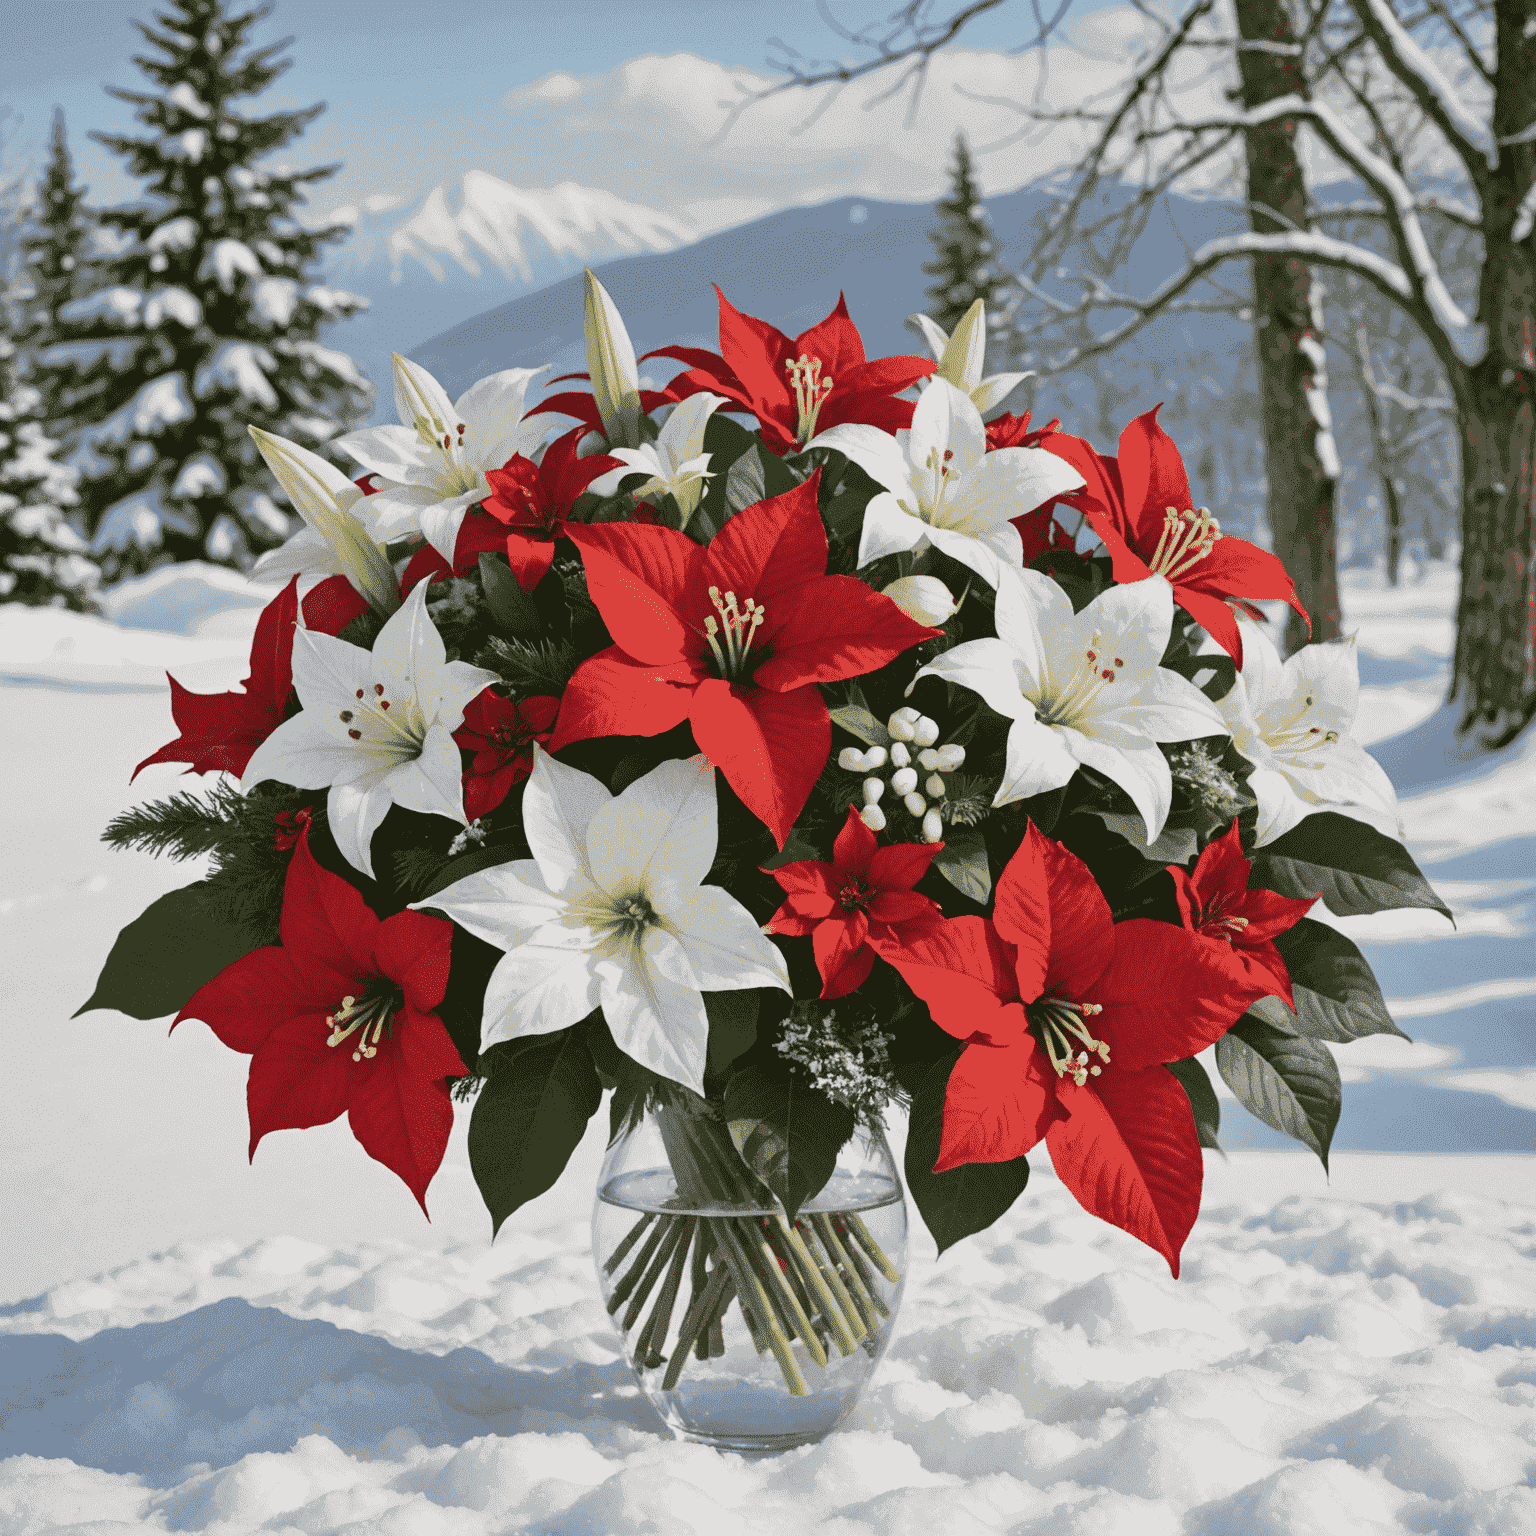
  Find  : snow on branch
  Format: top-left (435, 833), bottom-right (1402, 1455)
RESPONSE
top-left (1167, 94), bottom-right (1469, 337)
top-left (1350, 0), bottom-right (1495, 177)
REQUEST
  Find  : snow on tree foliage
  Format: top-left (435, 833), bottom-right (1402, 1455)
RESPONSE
top-left (922, 134), bottom-right (1011, 338)
top-left (59, 0), bottom-right (370, 576)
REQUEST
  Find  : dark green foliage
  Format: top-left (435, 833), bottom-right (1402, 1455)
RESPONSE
top-left (478, 552), bottom-right (542, 637)
top-left (922, 133), bottom-right (1012, 336)
top-left (1216, 1016), bottom-right (1342, 1169)
top-left (722, 1065), bottom-right (858, 1220)
top-left (62, 0), bottom-right (370, 574)
top-left (76, 878), bottom-right (267, 1019)
top-left (467, 1027), bottom-right (604, 1235)
top-left (1250, 917), bottom-right (1408, 1043)
top-left (1166, 1057), bottom-right (1222, 1152)
top-left (1251, 812), bottom-right (1451, 920)
top-left (705, 990), bottom-right (760, 1079)
top-left (904, 1053), bottom-right (1031, 1255)
top-left (477, 634), bottom-right (581, 697)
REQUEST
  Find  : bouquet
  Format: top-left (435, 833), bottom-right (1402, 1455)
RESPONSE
top-left (84, 274), bottom-right (1446, 1399)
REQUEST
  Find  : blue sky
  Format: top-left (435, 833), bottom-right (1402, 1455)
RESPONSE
top-left (4, 0), bottom-right (1146, 232)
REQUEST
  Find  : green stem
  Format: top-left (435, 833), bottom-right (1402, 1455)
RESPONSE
top-left (635, 1215), bottom-right (696, 1368)
top-left (603, 1210), bottom-right (656, 1276)
top-left (607, 1214), bottom-right (670, 1315)
top-left (841, 1211), bottom-right (903, 1283)
top-left (622, 1214), bottom-right (692, 1333)
top-left (661, 1249), bottom-right (735, 1392)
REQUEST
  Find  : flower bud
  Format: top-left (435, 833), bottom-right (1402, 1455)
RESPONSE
top-left (881, 574), bottom-right (958, 627)
top-left (917, 748), bottom-right (941, 771)
top-left (249, 427), bottom-right (399, 616)
top-left (891, 767), bottom-right (918, 795)
top-left (938, 299), bottom-right (987, 395)
top-left (888, 707), bottom-right (920, 741)
top-left (859, 804), bottom-right (887, 832)
top-left (889, 741), bottom-right (911, 768)
top-left (926, 774), bottom-right (945, 798)
top-left (922, 810), bottom-right (944, 843)
top-left (862, 777), bottom-right (884, 805)
top-left (583, 268), bottom-right (643, 449)
top-left (838, 747), bottom-right (866, 772)
top-left (913, 716), bottom-right (940, 748)
top-left (862, 745), bottom-right (887, 769)
top-left (935, 743), bottom-right (966, 770)
top-left (904, 791), bottom-right (927, 816)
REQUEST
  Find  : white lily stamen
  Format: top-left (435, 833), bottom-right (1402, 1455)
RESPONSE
top-left (1030, 998), bottom-right (1109, 1086)
top-left (704, 586), bottom-right (766, 680)
top-left (786, 354), bottom-right (833, 441)
top-left (923, 446), bottom-right (956, 519)
top-left (1035, 630), bottom-right (1127, 727)
top-left (1148, 506), bottom-right (1222, 581)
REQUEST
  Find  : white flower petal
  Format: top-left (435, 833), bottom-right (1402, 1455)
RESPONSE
top-left (415, 859), bottom-right (569, 950)
top-left (384, 723), bottom-right (466, 823)
top-left (909, 311), bottom-right (950, 362)
top-left (392, 354), bottom-right (457, 437)
top-left (251, 525), bottom-right (338, 585)
top-left (963, 445), bottom-right (1084, 527)
top-left (995, 715), bottom-right (1079, 806)
top-left (454, 366), bottom-right (548, 468)
top-left (970, 372), bottom-right (1032, 413)
top-left (327, 776), bottom-right (395, 878)
top-left (856, 491), bottom-right (927, 567)
top-left (371, 580), bottom-right (444, 694)
top-left (436, 660), bottom-right (498, 733)
top-left (805, 422), bottom-right (911, 496)
top-left (913, 637), bottom-right (1030, 724)
top-left (481, 936), bottom-right (605, 1050)
top-left (1067, 728), bottom-right (1174, 844)
top-left (288, 627), bottom-right (374, 718)
top-left (359, 483), bottom-right (442, 544)
top-left (666, 885), bottom-right (792, 994)
top-left (522, 747), bottom-right (611, 895)
top-left (419, 488), bottom-right (487, 563)
top-left (589, 446), bottom-right (659, 496)
top-left (1250, 766), bottom-right (1310, 847)
top-left (586, 756), bottom-right (718, 902)
top-left (242, 711), bottom-right (359, 791)
top-left (596, 926), bottom-right (708, 1095)
top-left (334, 423), bottom-right (430, 483)
top-left (910, 378), bottom-right (986, 482)
top-left (924, 521), bottom-right (1010, 589)
top-left (994, 568), bottom-right (1066, 694)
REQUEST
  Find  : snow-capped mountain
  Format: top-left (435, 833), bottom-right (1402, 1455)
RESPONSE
top-left (320, 173), bottom-right (697, 421)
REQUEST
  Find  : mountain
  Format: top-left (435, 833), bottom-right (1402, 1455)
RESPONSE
top-left (319, 173), bottom-right (696, 421)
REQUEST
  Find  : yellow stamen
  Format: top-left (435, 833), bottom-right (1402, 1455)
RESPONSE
top-left (1148, 506), bottom-right (1222, 580)
top-left (704, 585), bottom-right (766, 681)
top-left (785, 354), bottom-right (834, 441)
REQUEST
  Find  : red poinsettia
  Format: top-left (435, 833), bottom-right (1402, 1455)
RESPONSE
top-left (888, 823), bottom-right (1269, 1275)
top-left (985, 409), bottom-right (1060, 452)
top-left (546, 476), bottom-right (938, 846)
top-left (480, 427), bottom-right (623, 593)
top-left (1170, 821), bottom-right (1317, 1007)
top-left (765, 805), bottom-right (945, 997)
top-left (133, 575), bottom-right (368, 782)
top-left (175, 831), bottom-right (466, 1213)
top-left (399, 507), bottom-right (510, 598)
top-left (1041, 406), bottom-right (1307, 665)
top-left (454, 692), bottom-right (559, 821)
top-left (643, 289), bottom-right (937, 456)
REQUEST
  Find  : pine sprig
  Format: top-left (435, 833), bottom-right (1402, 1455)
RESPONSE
top-left (476, 635), bottom-right (580, 697)
top-left (103, 780), bottom-right (254, 860)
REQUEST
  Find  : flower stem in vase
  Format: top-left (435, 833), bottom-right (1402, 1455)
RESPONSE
top-left (840, 1211), bottom-right (902, 1283)
top-left (603, 1210), bottom-right (657, 1275)
top-left (634, 1214), bottom-right (696, 1368)
top-left (606, 1215), bottom-right (672, 1316)
top-left (660, 1244), bottom-right (736, 1392)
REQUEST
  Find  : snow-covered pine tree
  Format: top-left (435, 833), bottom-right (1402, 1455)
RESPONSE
top-left (65, 0), bottom-right (369, 577)
top-left (922, 134), bottom-right (1009, 337)
top-left (15, 109), bottom-right (94, 447)
top-left (0, 318), bottom-right (100, 610)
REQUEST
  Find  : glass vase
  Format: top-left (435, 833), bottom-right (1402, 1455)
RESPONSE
top-left (592, 1092), bottom-right (907, 1453)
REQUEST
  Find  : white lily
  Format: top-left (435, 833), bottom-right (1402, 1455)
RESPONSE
top-left (584, 267), bottom-right (644, 449)
top-left (587, 391), bottom-right (727, 527)
top-left (417, 751), bottom-right (790, 1095)
top-left (910, 299), bottom-right (1031, 414)
top-left (242, 581), bottom-right (497, 879)
top-left (882, 574), bottom-right (959, 627)
top-left (806, 379), bottom-right (1084, 590)
top-left (248, 428), bottom-right (399, 616)
top-left (1218, 614), bottom-right (1401, 846)
top-left (333, 353), bottom-right (550, 562)
top-left (912, 569), bottom-right (1224, 843)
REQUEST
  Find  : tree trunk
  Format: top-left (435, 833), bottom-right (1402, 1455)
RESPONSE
top-left (1452, 0), bottom-right (1536, 738)
top-left (1236, 0), bottom-right (1343, 650)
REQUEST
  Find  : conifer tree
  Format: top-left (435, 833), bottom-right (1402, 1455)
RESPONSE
top-left (64, 0), bottom-right (369, 577)
top-left (15, 109), bottom-right (94, 442)
top-left (0, 318), bottom-right (100, 610)
top-left (922, 134), bottom-right (1009, 336)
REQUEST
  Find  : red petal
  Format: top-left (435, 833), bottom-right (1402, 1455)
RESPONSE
top-left (1042, 433), bottom-right (1128, 538)
top-left (1094, 919), bottom-right (1268, 1070)
top-left (796, 292), bottom-right (866, 372)
top-left (866, 888), bottom-right (936, 924)
top-left (525, 390), bottom-right (604, 431)
top-left (504, 533), bottom-right (557, 595)
top-left (279, 831), bottom-right (378, 987)
top-left (704, 475), bottom-right (827, 606)
top-left (1037, 833), bottom-right (1116, 1004)
top-left (881, 915), bottom-right (1024, 1040)
top-left (400, 544), bottom-right (452, 599)
top-left (991, 825), bottom-right (1052, 1001)
top-left (814, 390), bottom-right (918, 438)
top-left (1012, 503), bottom-right (1057, 565)
top-left (716, 287), bottom-right (795, 420)
top-left (829, 354), bottom-right (937, 399)
top-left (687, 678), bottom-right (827, 849)
top-left (814, 912), bottom-right (874, 998)
top-left (1215, 938), bottom-right (1297, 1009)
top-left (933, 1038), bottom-right (1062, 1170)
top-left (482, 455), bottom-right (547, 526)
top-left (245, 577), bottom-right (300, 709)
top-left (451, 509), bottom-right (518, 578)
top-left (1117, 405), bottom-right (1194, 546)
top-left (751, 575), bottom-right (938, 692)
top-left (544, 648), bottom-right (695, 752)
top-left (867, 838), bottom-right (939, 892)
top-left (566, 522), bottom-right (706, 665)
top-left (831, 803), bottom-right (876, 876)
top-left (1045, 1066), bottom-right (1203, 1277)
top-left (346, 1038), bottom-right (456, 1215)
top-left (132, 675), bottom-right (280, 781)
top-left (245, 1009), bottom-right (356, 1156)
top-left (175, 945), bottom-right (312, 1054)
top-left (1172, 585), bottom-right (1245, 664)
top-left (1236, 886), bottom-right (1318, 944)
top-left (373, 908), bottom-right (453, 1014)
top-left (301, 574), bottom-right (371, 637)
top-left (1079, 506), bottom-right (1157, 588)
top-left (398, 1006), bottom-right (469, 1082)
top-left (768, 857), bottom-right (839, 915)
top-left (541, 427), bottom-right (623, 510)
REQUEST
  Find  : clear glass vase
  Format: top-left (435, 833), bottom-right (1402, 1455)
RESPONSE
top-left (592, 1093), bottom-right (907, 1453)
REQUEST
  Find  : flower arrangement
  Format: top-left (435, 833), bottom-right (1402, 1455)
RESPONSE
top-left (84, 275), bottom-right (1447, 1399)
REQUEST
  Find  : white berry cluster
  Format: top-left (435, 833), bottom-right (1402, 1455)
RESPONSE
top-left (838, 707), bottom-right (965, 843)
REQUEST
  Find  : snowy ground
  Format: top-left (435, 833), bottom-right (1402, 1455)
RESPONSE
top-left (2, 561), bottom-right (1534, 1534)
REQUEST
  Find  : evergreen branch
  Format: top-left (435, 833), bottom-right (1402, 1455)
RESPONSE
top-left (476, 636), bottom-right (580, 697)
top-left (103, 781), bottom-right (251, 860)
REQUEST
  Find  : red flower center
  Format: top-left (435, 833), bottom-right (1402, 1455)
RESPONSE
top-left (326, 984), bottom-right (403, 1063)
top-left (838, 874), bottom-right (870, 914)
top-left (703, 584), bottom-right (767, 681)
top-left (493, 720), bottom-right (537, 754)
top-left (1027, 994), bottom-right (1110, 1087)
top-left (1148, 506), bottom-right (1222, 579)
top-left (1195, 889), bottom-right (1251, 942)
top-left (785, 353), bottom-right (834, 441)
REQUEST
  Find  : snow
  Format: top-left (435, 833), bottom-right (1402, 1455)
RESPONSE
top-left (193, 342), bottom-right (278, 408)
top-left (144, 286), bottom-right (202, 329)
top-left (57, 287), bottom-right (144, 326)
top-left (201, 238), bottom-right (262, 292)
top-left (170, 453), bottom-right (228, 500)
top-left (251, 276), bottom-right (299, 327)
top-left (2, 561), bottom-right (1534, 1531)
top-left (146, 216), bottom-right (199, 254)
top-left (86, 374), bottom-right (195, 447)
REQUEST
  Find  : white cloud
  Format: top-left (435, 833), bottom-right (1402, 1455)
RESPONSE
top-left (1430, 1068), bottom-right (1536, 1113)
top-left (510, 70), bottom-right (585, 105)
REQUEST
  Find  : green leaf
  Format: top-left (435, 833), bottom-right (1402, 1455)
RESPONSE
top-left (1087, 808), bottom-right (1199, 866)
top-left (723, 1066), bottom-right (856, 1219)
top-left (904, 1054), bottom-right (1031, 1255)
top-left (468, 1028), bottom-right (603, 1235)
top-left (934, 831), bottom-right (992, 903)
top-left (829, 681), bottom-right (888, 746)
top-left (724, 443), bottom-right (796, 516)
top-left (1166, 1057), bottom-right (1222, 1152)
top-left (705, 990), bottom-right (759, 1077)
top-left (478, 552), bottom-right (542, 639)
top-left (1258, 918), bottom-right (1409, 1043)
top-left (417, 842), bottom-right (521, 900)
top-left (76, 881), bottom-right (266, 1020)
top-left (1250, 812), bottom-right (1452, 921)
top-left (760, 827), bottom-right (823, 871)
top-left (1216, 1017), bottom-right (1340, 1169)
